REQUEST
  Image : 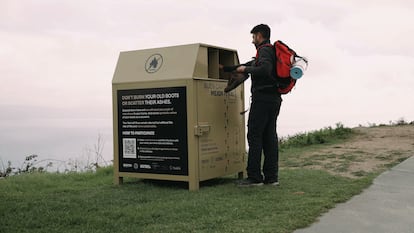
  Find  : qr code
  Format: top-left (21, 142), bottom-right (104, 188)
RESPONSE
top-left (122, 138), bottom-right (137, 158)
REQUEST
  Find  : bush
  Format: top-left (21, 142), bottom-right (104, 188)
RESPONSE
top-left (280, 123), bottom-right (353, 150)
top-left (0, 160), bottom-right (13, 178)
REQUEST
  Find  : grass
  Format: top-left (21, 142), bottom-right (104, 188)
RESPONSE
top-left (0, 124), bottom-right (383, 232)
top-left (0, 167), bottom-right (375, 233)
top-left (279, 123), bottom-right (353, 150)
top-left (279, 124), bottom-right (366, 176)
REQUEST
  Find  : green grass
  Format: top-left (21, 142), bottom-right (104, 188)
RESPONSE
top-left (0, 124), bottom-right (381, 232)
top-left (279, 123), bottom-right (353, 150)
top-left (0, 167), bottom-right (375, 233)
top-left (278, 124), bottom-right (362, 175)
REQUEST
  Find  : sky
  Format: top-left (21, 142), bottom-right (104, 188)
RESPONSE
top-left (1, 0), bottom-right (413, 167)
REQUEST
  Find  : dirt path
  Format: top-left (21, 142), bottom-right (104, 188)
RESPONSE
top-left (300, 125), bottom-right (414, 178)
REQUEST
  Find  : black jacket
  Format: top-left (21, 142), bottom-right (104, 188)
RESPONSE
top-left (224, 40), bottom-right (281, 102)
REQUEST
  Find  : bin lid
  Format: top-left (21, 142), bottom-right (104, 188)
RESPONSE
top-left (112, 43), bottom-right (238, 84)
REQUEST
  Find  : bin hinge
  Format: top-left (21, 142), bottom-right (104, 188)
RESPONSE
top-left (194, 124), bottom-right (211, 136)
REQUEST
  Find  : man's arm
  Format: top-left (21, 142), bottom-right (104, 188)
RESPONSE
top-left (220, 60), bottom-right (255, 72)
top-left (237, 47), bottom-right (274, 78)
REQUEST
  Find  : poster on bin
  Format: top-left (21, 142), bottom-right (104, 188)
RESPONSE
top-left (117, 86), bottom-right (188, 175)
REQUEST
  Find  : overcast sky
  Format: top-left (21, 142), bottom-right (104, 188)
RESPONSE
top-left (1, 0), bottom-right (413, 165)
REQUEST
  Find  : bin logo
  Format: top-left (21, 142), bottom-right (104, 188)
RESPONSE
top-left (145, 53), bottom-right (163, 73)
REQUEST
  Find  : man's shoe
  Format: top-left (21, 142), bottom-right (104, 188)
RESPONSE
top-left (264, 180), bottom-right (280, 186)
top-left (237, 178), bottom-right (264, 187)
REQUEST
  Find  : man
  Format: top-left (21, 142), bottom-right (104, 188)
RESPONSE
top-left (221, 24), bottom-right (282, 187)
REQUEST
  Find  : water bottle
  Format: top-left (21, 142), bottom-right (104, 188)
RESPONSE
top-left (290, 57), bottom-right (308, 79)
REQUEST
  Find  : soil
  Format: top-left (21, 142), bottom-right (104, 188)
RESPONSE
top-left (301, 125), bottom-right (414, 178)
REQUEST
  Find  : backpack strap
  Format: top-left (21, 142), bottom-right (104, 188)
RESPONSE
top-left (255, 43), bottom-right (273, 60)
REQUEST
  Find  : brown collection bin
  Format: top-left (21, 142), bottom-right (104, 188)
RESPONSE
top-left (112, 43), bottom-right (246, 190)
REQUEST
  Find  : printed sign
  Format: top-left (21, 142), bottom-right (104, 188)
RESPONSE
top-left (117, 86), bottom-right (188, 175)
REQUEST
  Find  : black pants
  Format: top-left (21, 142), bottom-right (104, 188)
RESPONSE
top-left (247, 99), bottom-right (282, 182)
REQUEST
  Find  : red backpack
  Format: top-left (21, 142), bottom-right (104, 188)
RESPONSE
top-left (257, 40), bottom-right (306, 94)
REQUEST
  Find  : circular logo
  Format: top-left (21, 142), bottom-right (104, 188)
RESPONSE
top-left (133, 163), bottom-right (139, 170)
top-left (145, 53), bottom-right (163, 73)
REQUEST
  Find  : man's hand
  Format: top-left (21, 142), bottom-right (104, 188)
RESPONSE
top-left (219, 64), bottom-right (224, 69)
top-left (236, 65), bottom-right (246, 73)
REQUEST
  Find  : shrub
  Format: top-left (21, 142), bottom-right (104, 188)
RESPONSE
top-left (279, 123), bottom-right (353, 150)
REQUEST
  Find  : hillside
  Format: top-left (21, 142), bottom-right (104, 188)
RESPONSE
top-left (0, 124), bottom-right (413, 233)
top-left (280, 124), bottom-right (414, 178)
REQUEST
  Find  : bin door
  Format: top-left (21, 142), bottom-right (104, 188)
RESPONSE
top-left (196, 80), bottom-right (245, 181)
